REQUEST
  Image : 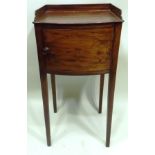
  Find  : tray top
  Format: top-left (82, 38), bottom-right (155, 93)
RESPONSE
top-left (34, 4), bottom-right (123, 25)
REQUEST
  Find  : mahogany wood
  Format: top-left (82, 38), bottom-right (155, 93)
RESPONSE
top-left (99, 74), bottom-right (104, 113)
top-left (40, 73), bottom-right (51, 146)
top-left (33, 4), bottom-right (123, 147)
top-left (51, 74), bottom-right (57, 113)
top-left (106, 23), bottom-right (122, 147)
top-left (34, 4), bottom-right (123, 24)
top-left (43, 25), bottom-right (113, 74)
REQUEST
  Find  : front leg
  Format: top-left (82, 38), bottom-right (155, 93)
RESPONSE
top-left (40, 73), bottom-right (51, 146)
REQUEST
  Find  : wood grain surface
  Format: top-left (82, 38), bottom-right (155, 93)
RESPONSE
top-left (34, 4), bottom-right (123, 24)
top-left (42, 25), bottom-right (114, 74)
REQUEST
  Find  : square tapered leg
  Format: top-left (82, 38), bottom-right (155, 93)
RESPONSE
top-left (106, 72), bottom-right (116, 147)
top-left (40, 73), bottom-right (51, 146)
top-left (51, 74), bottom-right (57, 113)
top-left (99, 74), bottom-right (104, 113)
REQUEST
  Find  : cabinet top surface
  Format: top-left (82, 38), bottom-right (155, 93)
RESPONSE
top-left (34, 4), bottom-right (123, 25)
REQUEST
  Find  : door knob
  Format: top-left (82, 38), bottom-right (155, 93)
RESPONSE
top-left (42, 46), bottom-right (55, 57)
top-left (42, 47), bottom-right (50, 55)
